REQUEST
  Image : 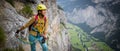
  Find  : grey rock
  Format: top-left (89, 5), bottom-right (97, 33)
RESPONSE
top-left (0, 0), bottom-right (70, 51)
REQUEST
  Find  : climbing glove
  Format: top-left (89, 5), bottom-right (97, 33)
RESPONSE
top-left (15, 30), bottom-right (20, 38)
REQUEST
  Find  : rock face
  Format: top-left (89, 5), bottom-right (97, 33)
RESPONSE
top-left (0, 0), bottom-right (70, 51)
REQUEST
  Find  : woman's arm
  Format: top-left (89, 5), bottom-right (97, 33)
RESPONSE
top-left (19, 17), bottom-right (35, 31)
top-left (44, 17), bottom-right (48, 36)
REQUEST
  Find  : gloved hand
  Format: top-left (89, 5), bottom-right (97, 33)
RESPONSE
top-left (15, 30), bottom-right (20, 38)
top-left (16, 30), bottom-right (20, 34)
top-left (41, 35), bottom-right (47, 44)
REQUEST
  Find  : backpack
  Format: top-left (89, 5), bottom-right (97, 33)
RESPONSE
top-left (29, 14), bottom-right (46, 31)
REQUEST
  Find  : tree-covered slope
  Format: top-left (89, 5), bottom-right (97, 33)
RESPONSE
top-left (67, 23), bottom-right (114, 51)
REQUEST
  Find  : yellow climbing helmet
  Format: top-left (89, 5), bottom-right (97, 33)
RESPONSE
top-left (37, 4), bottom-right (47, 10)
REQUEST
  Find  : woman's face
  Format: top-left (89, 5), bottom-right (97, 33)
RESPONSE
top-left (38, 10), bottom-right (46, 16)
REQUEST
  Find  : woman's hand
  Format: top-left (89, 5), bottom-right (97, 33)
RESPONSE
top-left (15, 30), bottom-right (20, 38)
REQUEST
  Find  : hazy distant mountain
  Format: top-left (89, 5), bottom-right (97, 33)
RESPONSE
top-left (57, 0), bottom-right (120, 51)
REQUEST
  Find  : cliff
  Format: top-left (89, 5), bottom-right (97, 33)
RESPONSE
top-left (0, 0), bottom-right (70, 51)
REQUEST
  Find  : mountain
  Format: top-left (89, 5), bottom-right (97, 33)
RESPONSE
top-left (57, 0), bottom-right (120, 51)
top-left (0, 0), bottom-right (70, 51)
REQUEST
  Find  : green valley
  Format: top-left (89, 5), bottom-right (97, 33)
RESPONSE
top-left (67, 23), bottom-right (114, 51)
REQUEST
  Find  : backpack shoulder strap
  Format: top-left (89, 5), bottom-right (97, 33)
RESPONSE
top-left (35, 14), bottom-right (38, 21)
top-left (33, 14), bottom-right (39, 26)
top-left (29, 14), bottom-right (38, 31)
